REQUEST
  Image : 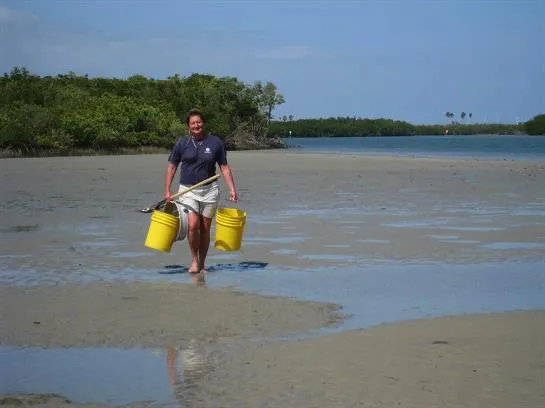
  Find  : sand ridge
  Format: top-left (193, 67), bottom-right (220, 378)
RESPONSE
top-left (0, 281), bottom-right (344, 349)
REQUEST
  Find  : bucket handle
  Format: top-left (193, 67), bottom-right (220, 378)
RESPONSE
top-left (140, 174), bottom-right (220, 213)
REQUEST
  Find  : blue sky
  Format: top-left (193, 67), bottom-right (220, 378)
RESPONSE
top-left (1, 0), bottom-right (543, 124)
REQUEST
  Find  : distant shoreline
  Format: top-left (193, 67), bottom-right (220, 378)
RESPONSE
top-left (281, 131), bottom-right (533, 138)
top-left (268, 118), bottom-right (534, 138)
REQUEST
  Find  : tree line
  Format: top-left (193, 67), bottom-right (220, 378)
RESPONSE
top-left (268, 115), bottom-right (545, 138)
top-left (1, 66), bottom-right (543, 158)
top-left (0, 67), bottom-right (286, 156)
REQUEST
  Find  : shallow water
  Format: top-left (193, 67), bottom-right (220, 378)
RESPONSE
top-left (202, 261), bottom-right (545, 333)
top-left (1, 347), bottom-right (172, 405)
top-left (3, 259), bottom-right (544, 406)
top-left (0, 343), bottom-right (216, 407)
top-left (2, 258), bottom-right (543, 333)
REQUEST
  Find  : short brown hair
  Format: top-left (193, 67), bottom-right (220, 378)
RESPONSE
top-left (185, 108), bottom-right (204, 125)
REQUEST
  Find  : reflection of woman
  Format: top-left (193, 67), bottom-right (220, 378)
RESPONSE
top-left (190, 271), bottom-right (206, 287)
top-left (167, 346), bottom-right (180, 387)
top-left (166, 340), bottom-right (212, 400)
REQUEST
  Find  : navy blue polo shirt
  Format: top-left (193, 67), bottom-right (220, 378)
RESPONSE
top-left (168, 135), bottom-right (228, 185)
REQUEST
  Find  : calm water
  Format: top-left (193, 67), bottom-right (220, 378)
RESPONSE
top-left (285, 135), bottom-right (545, 160)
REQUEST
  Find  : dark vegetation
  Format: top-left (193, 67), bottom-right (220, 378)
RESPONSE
top-left (268, 116), bottom-right (543, 138)
top-left (0, 67), bottom-right (286, 157)
top-left (1, 66), bottom-right (543, 158)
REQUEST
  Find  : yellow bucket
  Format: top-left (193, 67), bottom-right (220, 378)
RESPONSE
top-left (214, 207), bottom-right (247, 252)
top-left (144, 210), bottom-right (179, 253)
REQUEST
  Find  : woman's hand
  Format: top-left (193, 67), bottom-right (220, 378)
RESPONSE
top-left (229, 189), bottom-right (239, 203)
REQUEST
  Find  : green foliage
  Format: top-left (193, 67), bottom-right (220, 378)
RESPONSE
top-left (525, 114), bottom-right (545, 136)
top-left (268, 117), bottom-right (417, 137)
top-left (2, 65), bottom-right (540, 156)
top-left (0, 67), bottom-right (286, 155)
top-left (268, 117), bottom-right (528, 138)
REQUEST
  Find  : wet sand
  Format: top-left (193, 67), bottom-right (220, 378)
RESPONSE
top-left (3, 310), bottom-right (543, 407)
top-left (0, 152), bottom-right (544, 279)
top-left (1, 151), bottom-right (544, 406)
top-left (196, 310), bottom-right (545, 408)
top-left (0, 281), bottom-right (342, 348)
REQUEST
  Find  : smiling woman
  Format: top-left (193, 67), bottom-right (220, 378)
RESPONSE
top-left (164, 108), bottom-right (240, 274)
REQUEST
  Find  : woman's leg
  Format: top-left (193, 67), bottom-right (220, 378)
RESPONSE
top-left (186, 211), bottom-right (201, 273)
top-left (198, 215), bottom-right (213, 272)
top-left (198, 193), bottom-right (219, 271)
top-left (178, 190), bottom-right (202, 273)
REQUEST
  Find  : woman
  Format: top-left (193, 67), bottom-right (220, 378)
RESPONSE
top-left (164, 108), bottom-right (239, 273)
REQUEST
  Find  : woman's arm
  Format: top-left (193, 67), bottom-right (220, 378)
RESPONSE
top-left (219, 163), bottom-right (239, 203)
top-left (164, 162), bottom-right (177, 200)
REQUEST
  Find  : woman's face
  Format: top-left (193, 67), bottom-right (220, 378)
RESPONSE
top-left (188, 115), bottom-right (204, 138)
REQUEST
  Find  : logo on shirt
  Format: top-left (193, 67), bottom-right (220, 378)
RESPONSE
top-left (205, 147), bottom-right (211, 154)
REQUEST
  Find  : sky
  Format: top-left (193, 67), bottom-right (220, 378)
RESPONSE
top-left (1, 0), bottom-right (544, 124)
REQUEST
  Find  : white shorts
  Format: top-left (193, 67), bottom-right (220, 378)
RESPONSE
top-left (177, 181), bottom-right (219, 219)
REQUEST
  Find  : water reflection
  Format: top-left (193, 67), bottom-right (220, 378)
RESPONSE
top-left (190, 272), bottom-right (206, 287)
top-left (166, 340), bottom-right (215, 405)
top-left (1, 340), bottom-right (217, 407)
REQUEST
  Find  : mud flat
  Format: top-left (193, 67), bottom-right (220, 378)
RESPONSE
top-left (0, 281), bottom-right (343, 349)
top-left (1, 151), bottom-right (544, 407)
top-left (3, 310), bottom-right (544, 407)
top-left (192, 310), bottom-right (545, 408)
top-left (1, 152), bottom-right (544, 280)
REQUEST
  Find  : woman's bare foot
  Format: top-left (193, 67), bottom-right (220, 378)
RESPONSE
top-left (188, 260), bottom-right (200, 274)
top-left (197, 260), bottom-right (207, 274)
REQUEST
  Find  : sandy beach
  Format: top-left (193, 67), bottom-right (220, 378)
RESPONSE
top-left (0, 281), bottom-right (342, 349)
top-left (1, 151), bottom-right (544, 406)
top-left (1, 151), bottom-right (544, 276)
top-left (193, 310), bottom-right (545, 408)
